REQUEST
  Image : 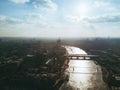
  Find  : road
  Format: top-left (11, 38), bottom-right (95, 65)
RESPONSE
top-left (59, 46), bottom-right (108, 90)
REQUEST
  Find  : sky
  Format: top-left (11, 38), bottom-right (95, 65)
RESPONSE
top-left (0, 0), bottom-right (120, 38)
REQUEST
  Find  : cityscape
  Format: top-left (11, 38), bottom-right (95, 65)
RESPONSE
top-left (0, 0), bottom-right (120, 90)
top-left (0, 38), bottom-right (120, 90)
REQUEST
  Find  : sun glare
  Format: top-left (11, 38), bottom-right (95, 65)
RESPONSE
top-left (74, 3), bottom-right (89, 18)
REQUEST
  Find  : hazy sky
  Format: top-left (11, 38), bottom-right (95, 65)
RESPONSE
top-left (0, 0), bottom-right (120, 38)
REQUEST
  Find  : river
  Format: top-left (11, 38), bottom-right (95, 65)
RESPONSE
top-left (59, 46), bottom-right (108, 90)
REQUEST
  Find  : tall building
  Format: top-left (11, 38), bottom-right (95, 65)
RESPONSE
top-left (56, 39), bottom-right (61, 47)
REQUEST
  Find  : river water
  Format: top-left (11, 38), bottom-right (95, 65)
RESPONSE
top-left (59, 46), bottom-right (108, 90)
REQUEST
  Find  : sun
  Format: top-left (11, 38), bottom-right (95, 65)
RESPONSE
top-left (74, 3), bottom-right (89, 18)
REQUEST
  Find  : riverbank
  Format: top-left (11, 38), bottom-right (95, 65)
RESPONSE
top-left (54, 58), bottom-right (69, 90)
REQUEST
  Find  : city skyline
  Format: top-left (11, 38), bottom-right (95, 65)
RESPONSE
top-left (0, 0), bottom-right (120, 38)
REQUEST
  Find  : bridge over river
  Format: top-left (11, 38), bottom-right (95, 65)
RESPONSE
top-left (59, 46), bottom-right (108, 90)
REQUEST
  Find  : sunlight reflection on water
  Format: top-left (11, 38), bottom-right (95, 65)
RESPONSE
top-left (64, 46), bottom-right (87, 55)
top-left (60, 46), bottom-right (108, 90)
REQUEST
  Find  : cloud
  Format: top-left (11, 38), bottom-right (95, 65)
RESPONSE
top-left (0, 15), bottom-right (23, 25)
top-left (63, 13), bottom-right (120, 31)
top-left (0, 14), bottom-right (50, 37)
top-left (0, 14), bottom-right (48, 29)
top-left (93, 1), bottom-right (118, 11)
top-left (32, 0), bottom-right (57, 10)
top-left (64, 13), bottom-right (120, 24)
top-left (6, 18), bottom-right (23, 24)
top-left (0, 15), bottom-right (6, 20)
top-left (9, 0), bottom-right (30, 4)
top-left (26, 13), bottom-right (48, 27)
top-left (65, 15), bottom-right (81, 23)
top-left (85, 14), bottom-right (120, 23)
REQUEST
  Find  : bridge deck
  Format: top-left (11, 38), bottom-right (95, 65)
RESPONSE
top-left (65, 54), bottom-right (98, 57)
top-left (64, 54), bottom-right (98, 60)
